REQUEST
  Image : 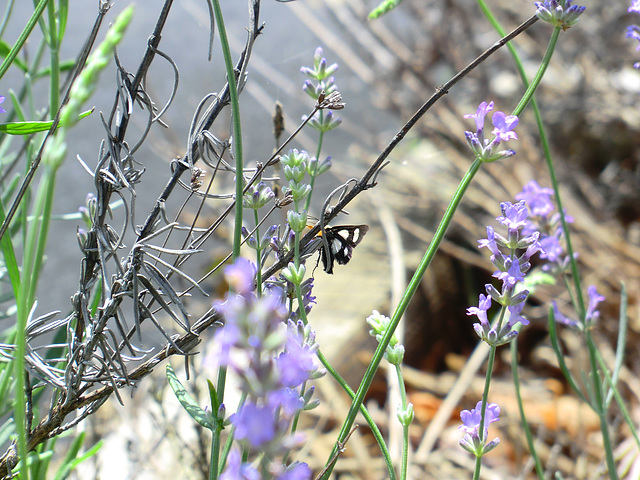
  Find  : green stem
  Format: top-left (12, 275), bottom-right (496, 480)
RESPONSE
top-left (209, 2), bottom-right (241, 475)
top-left (46, 0), bottom-right (59, 114)
top-left (0, 0), bottom-right (49, 80)
top-left (586, 330), bottom-right (618, 479)
top-left (511, 339), bottom-right (544, 479)
top-left (395, 364), bottom-right (409, 480)
top-left (211, 0), bottom-right (243, 261)
top-left (513, 28), bottom-right (560, 117)
top-left (294, 282), bottom-right (396, 480)
top-left (320, 159), bottom-right (483, 479)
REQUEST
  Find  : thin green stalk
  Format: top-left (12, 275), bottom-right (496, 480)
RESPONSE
top-left (14, 161), bottom-right (58, 480)
top-left (26, 168), bottom-right (56, 309)
top-left (394, 364), bottom-right (409, 480)
top-left (209, 2), bottom-right (240, 476)
top-left (320, 158), bottom-right (483, 479)
top-left (595, 348), bottom-right (640, 451)
top-left (586, 330), bottom-right (618, 479)
top-left (0, 0), bottom-right (50, 80)
top-left (210, 0), bottom-right (243, 261)
top-left (217, 391), bottom-right (246, 477)
top-left (471, 344), bottom-right (497, 480)
top-left (12, 178), bottom-right (54, 480)
top-left (513, 28), bottom-right (560, 117)
top-left (46, 1), bottom-right (60, 115)
top-left (210, 421), bottom-right (222, 480)
top-left (293, 284), bottom-right (396, 480)
top-left (0, 0), bottom-right (16, 38)
top-left (511, 339), bottom-right (544, 479)
top-left (0, 199), bottom-right (21, 297)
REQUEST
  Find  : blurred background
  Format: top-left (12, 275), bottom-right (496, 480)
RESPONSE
top-left (3, 0), bottom-right (640, 478)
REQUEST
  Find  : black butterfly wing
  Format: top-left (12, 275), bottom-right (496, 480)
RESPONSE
top-left (320, 225), bottom-right (369, 274)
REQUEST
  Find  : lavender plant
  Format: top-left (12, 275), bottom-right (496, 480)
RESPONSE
top-left (0, 0), bottom-right (636, 479)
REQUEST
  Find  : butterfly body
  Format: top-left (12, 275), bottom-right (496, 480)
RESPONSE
top-left (317, 225), bottom-right (369, 274)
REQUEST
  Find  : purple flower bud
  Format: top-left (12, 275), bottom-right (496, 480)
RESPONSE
top-left (464, 101), bottom-right (494, 138)
top-left (467, 294), bottom-right (492, 330)
top-left (535, 0), bottom-right (585, 29)
top-left (586, 285), bottom-right (605, 324)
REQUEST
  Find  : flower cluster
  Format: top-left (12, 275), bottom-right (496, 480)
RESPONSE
top-left (516, 181), bottom-right (605, 330)
top-left (0, 96), bottom-right (5, 114)
top-left (213, 258), bottom-right (324, 479)
top-left (534, 0), bottom-right (586, 30)
top-left (458, 401), bottom-right (501, 456)
top-left (467, 200), bottom-right (542, 346)
top-left (464, 101), bottom-right (518, 162)
top-left (366, 310), bottom-right (404, 366)
top-left (301, 47), bottom-right (342, 132)
top-left (301, 47), bottom-right (338, 101)
top-left (553, 285), bottom-right (605, 329)
top-left (515, 180), bottom-right (573, 274)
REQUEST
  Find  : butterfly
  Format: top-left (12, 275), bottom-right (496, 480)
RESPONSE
top-left (315, 224), bottom-right (369, 274)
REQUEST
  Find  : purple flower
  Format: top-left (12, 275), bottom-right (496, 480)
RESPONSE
top-left (493, 257), bottom-right (525, 289)
top-left (232, 402), bottom-right (277, 448)
top-left (539, 232), bottom-right (564, 264)
top-left (277, 462), bottom-right (312, 480)
top-left (497, 201), bottom-right (529, 237)
top-left (220, 450), bottom-right (260, 480)
top-left (459, 401), bottom-right (501, 455)
top-left (0, 96), bottom-right (6, 113)
top-left (268, 388), bottom-right (304, 419)
top-left (467, 294), bottom-right (492, 330)
top-left (630, 0), bottom-right (640, 13)
top-left (468, 199), bottom-right (541, 345)
top-left (300, 47), bottom-right (338, 81)
top-left (477, 226), bottom-right (502, 262)
top-left (552, 301), bottom-right (581, 328)
top-left (276, 334), bottom-right (318, 388)
top-left (505, 302), bottom-right (529, 329)
top-left (464, 101), bottom-right (494, 138)
top-left (491, 111), bottom-right (518, 142)
top-left (552, 286), bottom-right (604, 329)
top-left (225, 258), bottom-right (256, 296)
top-left (627, 25), bottom-right (640, 51)
top-left (586, 285), bottom-right (605, 324)
top-left (459, 401), bottom-right (500, 438)
top-left (516, 181), bottom-right (555, 218)
top-left (464, 101), bottom-right (518, 162)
